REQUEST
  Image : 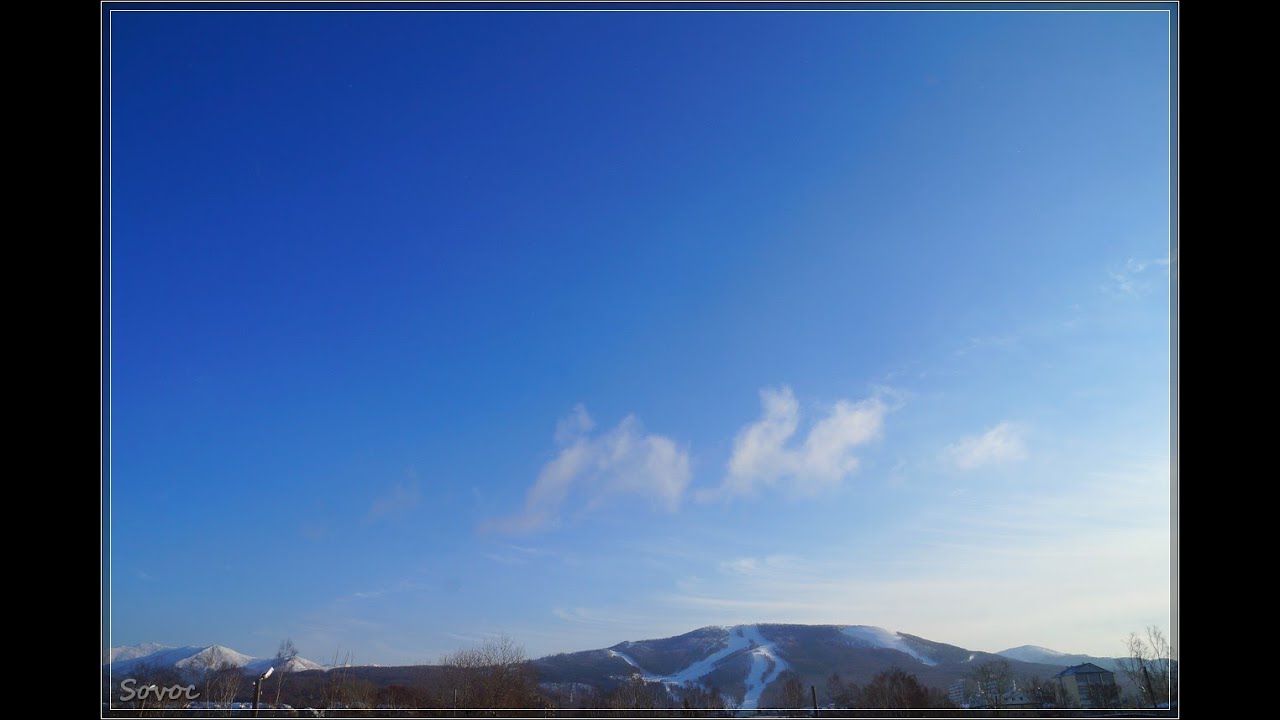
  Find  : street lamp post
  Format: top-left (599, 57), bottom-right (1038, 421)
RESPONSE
top-left (253, 666), bottom-right (274, 717)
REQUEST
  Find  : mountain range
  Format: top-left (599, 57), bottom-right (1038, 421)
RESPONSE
top-left (108, 625), bottom-right (1127, 709)
top-left (995, 644), bottom-right (1122, 672)
top-left (532, 624), bottom-right (1124, 708)
top-left (106, 644), bottom-right (325, 677)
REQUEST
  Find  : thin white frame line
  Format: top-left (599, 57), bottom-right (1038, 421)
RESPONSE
top-left (101, 3), bottom-right (1178, 712)
top-left (106, 3), bottom-right (117, 703)
top-left (102, 1), bottom-right (1177, 4)
top-left (107, 9), bottom-right (1175, 12)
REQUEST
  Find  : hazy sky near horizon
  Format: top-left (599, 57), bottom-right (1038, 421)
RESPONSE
top-left (109, 8), bottom-right (1173, 664)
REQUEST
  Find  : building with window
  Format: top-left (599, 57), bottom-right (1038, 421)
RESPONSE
top-left (1054, 662), bottom-right (1118, 708)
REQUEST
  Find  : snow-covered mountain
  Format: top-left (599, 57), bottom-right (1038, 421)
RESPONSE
top-left (996, 644), bottom-right (1122, 672)
top-left (108, 643), bottom-right (170, 664)
top-left (109, 629), bottom-right (1126, 710)
top-left (604, 625), bottom-right (790, 710)
top-left (534, 623), bottom-right (1074, 710)
top-left (107, 644), bottom-right (325, 676)
top-left (841, 625), bottom-right (938, 666)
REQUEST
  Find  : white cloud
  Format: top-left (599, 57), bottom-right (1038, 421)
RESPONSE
top-left (1108, 256), bottom-right (1170, 297)
top-left (718, 554), bottom-right (802, 578)
top-left (486, 407), bottom-right (691, 534)
top-left (954, 335), bottom-right (1016, 357)
top-left (712, 386), bottom-right (886, 498)
top-left (364, 473), bottom-right (421, 523)
top-left (943, 422), bottom-right (1028, 470)
top-left (651, 459), bottom-right (1170, 657)
top-left (720, 557), bottom-right (760, 575)
top-left (1126, 257), bottom-right (1170, 274)
top-left (554, 403), bottom-right (595, 444)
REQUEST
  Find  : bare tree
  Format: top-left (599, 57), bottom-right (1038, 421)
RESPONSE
top-left (272, 638), bottom-right (300, 707)
top-left (777, 670), bottom-right (807, 709)
top-left (1019, 674), bottom-right (1057, 709)
top-left (440, 635), bottom-right (540, 709)
top-left (963, 658), bottom-right (1015, 709)
top-left (207, 661), bottom-right (244, 711)
top-left (195, 660), bottom-right (240, 712)
top-left (825, 672), bottom-right (858, 708)
top-left (548, 681), bottom-right (602, 711)
top-left (321, 649), bottom-right (356, 709)
top-left (607, 672), bottom-right (666, 710)
top-left (1117, 626), bottom-right (1175, 708)
top-left (860, 667), bottom-right (946, 709)
top-left (1085, 677), bottom-right (1122, 709)
top-left (116, 661), bottom-right (188, 714)
top-left (676, 683), bottom-right (726, 715)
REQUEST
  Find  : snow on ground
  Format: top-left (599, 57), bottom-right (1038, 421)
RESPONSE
top-left (109, 643), bottom-right (172, 664)
top-left (112, 646), bottom-right (224, 676)
top-left (739, 626), bottom-right (789, 711)
top-left (175, 645), bottom-right (256, 672)
top-left (608, 625), bottom-right (790, 710)
top-left (109, 644), bottom-right (326, 675)
top-left (666, 627), bottom-right (753, 684)
top-left (245, 655), bottom-right (326, 674)
top-left (997, 645), bottom-right (1068, 663)
top-left (606, 649), bottom-right (661, 681)
top-left (840, 626), bottom-right (937, 666)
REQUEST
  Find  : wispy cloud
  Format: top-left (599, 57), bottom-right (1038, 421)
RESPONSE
top-left (706, 386), bottom-right (886, 499)
top-left (364, 472), bottom-right (421, 523)
top-left (943, 422), bottom-right (1028, 470)
top-left (649, 458), bottom-right (1170, 655)
top-left (717, 554), bottom-right (806, 578)
top-left (482, 543), bottom-right (571, 566)
top-left (485, 405), bottom-right (691, 534)
top-left (554, 403), bottom-right (595, 444)
top-left (551, 606), bottom-right (655, 629)
top-left (334, 575), bottom-right (430, 604)
top-left (1108, 256), bottom-right (1170, 297)
top-left (954, 335), bottom-right (1017, 357)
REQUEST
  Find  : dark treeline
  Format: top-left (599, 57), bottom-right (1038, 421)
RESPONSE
top-left (102, 636), bottom-right (735, 718)
top-left (101, 662), bottom-right (963, 718)
top-left (102, 631), bottom-right (1177, 718)
top-left (102, 659), bottom-right (1176, 719)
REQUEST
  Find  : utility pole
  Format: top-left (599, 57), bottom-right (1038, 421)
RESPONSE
top-left (812, 685), bottom-right (818, 716)
top-left (253, 667), bottom-right (274, 718)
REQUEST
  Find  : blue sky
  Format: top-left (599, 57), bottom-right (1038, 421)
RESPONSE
top-left (108, 8), bottom-right (1173, 665)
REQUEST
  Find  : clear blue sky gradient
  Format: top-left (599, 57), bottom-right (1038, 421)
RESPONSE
top-left (109, 8), bottom-right (1173, 664)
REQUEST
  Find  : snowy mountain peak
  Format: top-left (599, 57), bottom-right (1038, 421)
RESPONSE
top-left (998, 644), bottom-right (1067, 659)
top-left (538, 623), bottom-right (1124, 712)
top-left (176, 645), bottom-right (256, 672)
top-left (107, 644), bottom-right (325, 676)
top-left (840, 626), bottom-right (938, 666)
top-left (995, 644), bottom-right (1121, 671)
top-left (602, 624), bottom-right (786, 710)
top-left (108, 643), bottom-right (174, 664)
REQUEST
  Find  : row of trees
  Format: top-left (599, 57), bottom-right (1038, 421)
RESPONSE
top-left (956, 658), bottom-right (1073, 709)
top-left (107, 627), bottom-right (1177, 714)
top-left (439, 635), bottom-right (541, 709)
top-left (576, 673), bottom-right (728, 713)
top-left (595, 668), bottom-right (954, 714)
top-left (776, 668), bottom-right (952, 710)
top-left (1118, 625), bottom-right (1176, 708)
top-left (953, 626), bottom-right (1176, 710)
top-left (106, 660), bottom-right (246, 712)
